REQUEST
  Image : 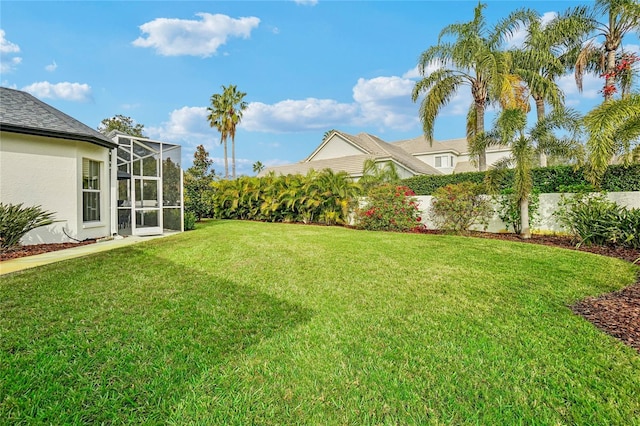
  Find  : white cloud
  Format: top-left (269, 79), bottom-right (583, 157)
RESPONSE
top-left (0, 30), bottom-right (21, 73)
top-left (352, 76), bottom-right (419, 130)
top-left (242, 98), bottom-right (358, 132)
top-left (148, 106), bottom-right (214, 142)
top-left (22, 81), bottom-right (92, 102)
top-left (624, 43), bottom-right (639, 54)
top-left (45, 61), bottom-right (57, 72)
top-left (293, 0), bottom-right (318, 5)
top-left (0, 29), bottom-right (19, 53)
top-left (132, 13), bottom-right (260, 57)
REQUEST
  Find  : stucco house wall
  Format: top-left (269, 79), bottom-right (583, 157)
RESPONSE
top-left (0, 132), bottom-right (112, 243)
top-left (310, 136), bottom-right (364, 160)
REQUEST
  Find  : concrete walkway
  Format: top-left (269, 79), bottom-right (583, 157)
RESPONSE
top-left (0, 234), bottom-right (171, 276)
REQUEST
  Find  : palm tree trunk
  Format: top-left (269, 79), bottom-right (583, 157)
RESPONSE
top-left (520, 197), bottom-right (531, 239)
top-left (535, 96), bottom-right (547, 167)
top-left (223, 137), bottom-right (229, 179)
top-left (476, 103), bottom-right (487, 171)
top-left (232, 136), bottom-right (236, 179)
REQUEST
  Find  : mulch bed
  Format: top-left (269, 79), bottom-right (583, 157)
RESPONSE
top-left (2, 231), bottom-right (639, 353)
top-left (0, 240), bottom-right (96, 261)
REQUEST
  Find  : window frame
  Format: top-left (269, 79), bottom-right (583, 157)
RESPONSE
top-left (82, 158), bottom-right (101, 223)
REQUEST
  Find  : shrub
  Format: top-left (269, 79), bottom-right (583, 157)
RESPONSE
top-left (184, 211), bottom-right (197, 231)
top-left (495, 188), bottom-right (540, 234)
top-left (430, 182), bottom-right (493, 232)
top-left (0, 203), bottom-right (56, 252)
top-left (554, 192), bottom-right (640, 249)
top-left (402, 164), bottom-right (640, 195)
top-left (356, 184), bottom-right (423, 232)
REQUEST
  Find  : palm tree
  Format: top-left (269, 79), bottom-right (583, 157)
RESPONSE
top-left (510, 6), bottom-right (592, 166)
top-left (411, 2), bottom-right (531, 171)
top-left (359, 159), bottom-right (400, 193)
top-left (484, 107), bottom-right (583, 238)
top-left (575, 0), bottom-right (640, 101)
top-left (207, 85), bottom-right (248, 179)
top-left (584, 93), bottom-right (640, 185)
top-left (252, 161), bottom-right (265, 174)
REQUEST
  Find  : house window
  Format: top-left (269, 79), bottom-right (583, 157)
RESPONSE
top-left (82, 159), bottom-right (101, 222)
top-left (435, 155), bottom-right (455, 168)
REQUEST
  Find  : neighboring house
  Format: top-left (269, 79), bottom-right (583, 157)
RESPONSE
top-left (0, 87), bottom-right (183, 245)
top-left (260, 130), bottom-right (511, 178)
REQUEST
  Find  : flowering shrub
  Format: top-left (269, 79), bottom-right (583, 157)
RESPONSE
top-left (430, 182), bottom-right (493, 232)
top-left (356, 184), bottom-right (424, 232)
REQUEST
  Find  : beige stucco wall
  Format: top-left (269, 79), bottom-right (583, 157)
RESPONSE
top-left (0, 132), bottom-right (112, 244)
top-left (311, 136), bottom-right (365, 160)
top-left (415, 192), bottom-right (640, 234)
top-left (414, 148), bottom-right (511, 175)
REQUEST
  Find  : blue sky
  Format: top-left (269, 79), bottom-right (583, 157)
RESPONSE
top-left (2, 1), bottom-right (638, 176)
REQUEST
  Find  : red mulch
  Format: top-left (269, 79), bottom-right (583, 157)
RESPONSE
top-left (0, 240), bottom-right (96, 261)
top-left (2, 231), bottom-right (639, 353)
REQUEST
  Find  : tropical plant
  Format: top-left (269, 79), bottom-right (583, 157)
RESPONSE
top-left (584, 93), bottom-right (640, 185)
top-left (575, 0), bottom-right (640, 101)
top-left (0, 203), bottom-right (56, 251)
top-left (495, 187), bottom-right (540, 234)
top-left (356, 184), bottom-right (423, 232)
top-left (358, 159), bottom-right (401, 193)
top-left (510, 6), bottom-right (592, 166)
top-left (207, 85), bottom-right (248, 179)
top-left (555, 192), bottom-right (640, 249)
top-left (481, 107), bottom-right (583, 238)
top-left (411, 2), bottom-right (530, 171)
top-left (430, 182), bottom-right (493, 233)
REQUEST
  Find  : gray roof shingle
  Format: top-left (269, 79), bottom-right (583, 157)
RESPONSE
top-left (0, 87), bottom-right (116, 149)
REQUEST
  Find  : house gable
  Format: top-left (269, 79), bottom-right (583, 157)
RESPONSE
top-left (306, 132), bottom-right (368, 161)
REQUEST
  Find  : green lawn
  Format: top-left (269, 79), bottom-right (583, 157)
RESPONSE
top-left (1, 220), bottom-right (639, 424)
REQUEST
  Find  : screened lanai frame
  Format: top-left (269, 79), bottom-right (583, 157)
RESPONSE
top-left (112, 133), bottom-right (183, 236)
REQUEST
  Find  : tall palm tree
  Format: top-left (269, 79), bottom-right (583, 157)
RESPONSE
top-left (411, 2), bottom-right (531, 171)
top-left (584, 93), bottom-right (640, 185)
top-left (484, 107), bottom-right (583, 238)
top-left (575, 0), bottom-right (640, 101)
top-left (510, 6), bottom-right (592, 166)
top-left (207, 84), bottom-right (248, 179)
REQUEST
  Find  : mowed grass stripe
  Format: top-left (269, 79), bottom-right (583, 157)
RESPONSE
top-left (1, 220), bottom-right (638, 424)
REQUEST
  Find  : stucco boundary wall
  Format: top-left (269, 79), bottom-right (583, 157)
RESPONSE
top-left (414, 192), bottom-right (640, 234)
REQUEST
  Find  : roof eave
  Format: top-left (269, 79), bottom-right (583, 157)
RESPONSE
top-left (0, 124), bottom-right (118, 149)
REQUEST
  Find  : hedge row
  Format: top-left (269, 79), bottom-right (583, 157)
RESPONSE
top-left (402, 164), bottom-right (640, 195)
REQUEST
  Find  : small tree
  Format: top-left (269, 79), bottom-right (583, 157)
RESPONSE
top-left (98, 115), bottom-right (146, 137)
top-left (430, 182), bottom-right (493, 233)
top-left (356, 184), bottom-right (423, 232)
top-left (0, 203), bottom-right (56, 252)
top-left (184, 145), bottom-right (216, 221)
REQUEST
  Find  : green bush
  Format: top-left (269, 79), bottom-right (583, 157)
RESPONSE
top-left (0, 203), bottom-right (56, 252)
top-left (495, 188), bottom-right (540, 234)
top-left (554, 193), bottom-right (640, 249)
top-left (430, 182), bottom-right (493, 233)
top-left (184, 211), bottom-right (197, 231)
top-left (403, 164), bottom-right (640, 195)
top-left (355, 184), bottom-right (423, 232)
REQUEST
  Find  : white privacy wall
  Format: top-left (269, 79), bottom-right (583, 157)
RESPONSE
top-left (0, 132), bottom-right (112, 244)
top-left (415, 192), bottom-right (640, 234)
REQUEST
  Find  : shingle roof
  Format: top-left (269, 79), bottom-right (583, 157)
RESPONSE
top-left (262, 131), bottom-right (443, 178)
top-left (259, 154), bottom-right (377, 177)
top-left (0, 87), bottom-right (116, 149)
